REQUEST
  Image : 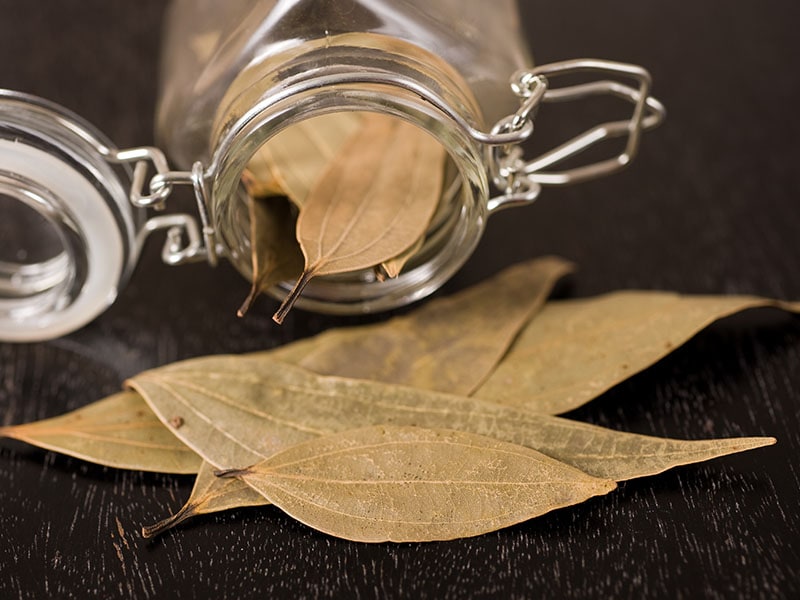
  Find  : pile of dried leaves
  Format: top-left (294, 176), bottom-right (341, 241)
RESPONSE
top-left (2, 257), bottom-right (795, 543)
top-left (237, 111), bottom-right (448, 322)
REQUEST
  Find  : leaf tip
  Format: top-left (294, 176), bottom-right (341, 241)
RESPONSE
top-left (717, 435), bottom-right (777, 453)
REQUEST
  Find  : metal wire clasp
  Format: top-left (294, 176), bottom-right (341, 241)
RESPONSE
top-left (485, 58), bottom-right (667, 213)
top-left (111, 147), bottom-right (218, 266)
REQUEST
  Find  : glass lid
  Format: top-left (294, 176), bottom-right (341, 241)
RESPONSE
top-left (0, 90), bottom-right (141, 342)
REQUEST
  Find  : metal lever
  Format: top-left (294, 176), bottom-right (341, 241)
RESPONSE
top-left (487, 58), bottom-right (666, 212)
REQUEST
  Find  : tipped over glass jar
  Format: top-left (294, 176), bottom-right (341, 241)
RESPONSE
top-left (0, 0), bottom-right (665, 342)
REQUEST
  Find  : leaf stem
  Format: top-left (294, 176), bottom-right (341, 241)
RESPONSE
top-left (213, 467), bottom-right (250, 478)
top-left (272, 270), bottom-right (314, 324)
top-left (141, 503), bottom-right (196, 539)
top-left (236, 284), bottom-right (260, 318)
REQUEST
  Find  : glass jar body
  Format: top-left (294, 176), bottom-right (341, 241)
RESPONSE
top-left (0, 1), bottom-right (664, 341)
top-left (157, 0), bottom-right (532, 166)
top-left (156, 0), bottom-right (533, 314)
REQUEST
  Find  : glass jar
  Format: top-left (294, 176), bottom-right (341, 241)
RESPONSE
top-left (0, 0), bottom-right (665, 342)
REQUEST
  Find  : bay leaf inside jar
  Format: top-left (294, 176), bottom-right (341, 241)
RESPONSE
top-left (238, 111), bottom-right (456, 317)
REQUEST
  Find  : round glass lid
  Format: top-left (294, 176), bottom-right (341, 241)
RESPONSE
top-left (0, 91), bottom-right (141, 342)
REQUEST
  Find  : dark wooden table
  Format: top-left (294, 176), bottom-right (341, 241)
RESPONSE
top-left (1, 2), bottom-right (799, 598)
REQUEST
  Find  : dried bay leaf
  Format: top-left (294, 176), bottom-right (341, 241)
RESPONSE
top-left (146, 257), bottom-right (572, 531)
top-left (207, 426), bottom-right (773, 539)
top-left (217, 425), bottom-right (616, 543)
top-left (270, 257), bottom-right (574, 395)
top-left (273, 114), bottom-right (446, 323)
top-left (128, 356), bottom-right (774, 481)
top-left (249, 112), bottom-right (426, 280)
top-left (476, 291), bottom-right (800, 414)
top-left (376, 235), bottom-right (425, 281)
top-left (237, 195), bottom-right (304, 317)
top-left (252, 112), bottom-right (364, 207)
top-left (372, 162), bottom-right (460, 281)
top-left (241, 167), bottom-right (282, 199)
top-left (0, 391), bottom-right (201, 474)
top-left (142, 461), bottom-right (267, 538)
top-left (524, 421), bottom-right (774, 481)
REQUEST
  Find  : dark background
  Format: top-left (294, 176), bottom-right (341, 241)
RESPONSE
top-left (1, 1), bottom-right (799, 598)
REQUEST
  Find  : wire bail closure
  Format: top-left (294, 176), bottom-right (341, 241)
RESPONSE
top-left (111, 147), bottom-right (217, 266)
top-left (110, 58), bottom-right (665, 266)
top-left (486, 58), bottom-right (667, 213)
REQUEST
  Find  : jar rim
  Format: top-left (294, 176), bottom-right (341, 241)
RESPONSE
top-left (204, 35), bottom-right (491, 314)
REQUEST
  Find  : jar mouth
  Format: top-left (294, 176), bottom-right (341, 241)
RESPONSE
top-left (215, 100), bottom-right (488, 314)
top-left (208, 34), bottom-right (490, 315)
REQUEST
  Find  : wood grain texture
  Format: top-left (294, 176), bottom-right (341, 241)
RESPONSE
top-left (1, 1), bottom-right (799, 598)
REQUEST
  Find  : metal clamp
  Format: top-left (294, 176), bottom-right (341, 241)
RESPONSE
top-left (485, 58), bottom-right (666, 213)
top-left (135, 213), bottom-right (207, 266)
top-left (112, 146), bottom-right (177, 210)
top-left (111, 147), bottom-right (218, 266)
